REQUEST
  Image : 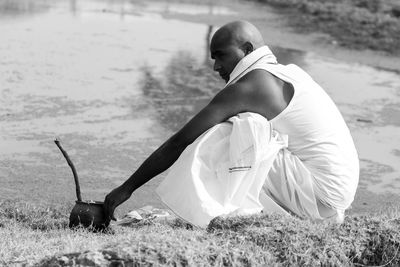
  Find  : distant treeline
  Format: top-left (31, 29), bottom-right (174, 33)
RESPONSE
top-left (246, 0), bottom-right (400, 54)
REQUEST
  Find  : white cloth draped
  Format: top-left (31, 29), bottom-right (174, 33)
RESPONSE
top-left (156, 112), bottom-right (289, 228)
top-left (225, 46), bottom-right (277, 86)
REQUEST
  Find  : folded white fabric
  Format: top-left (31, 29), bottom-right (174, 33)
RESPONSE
top-left (225, 45), bottom-right (277, 87)
top-left (114, 206), bottom-right (171, 226)
top-left (156, 112), bottom-right (289, 228)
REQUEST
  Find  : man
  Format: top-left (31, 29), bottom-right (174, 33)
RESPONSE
top-left (104, 21), bottom-right (359, 226)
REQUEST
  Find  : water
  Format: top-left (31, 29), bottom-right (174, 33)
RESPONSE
top-left (1, 0), bottom-right (399, 211)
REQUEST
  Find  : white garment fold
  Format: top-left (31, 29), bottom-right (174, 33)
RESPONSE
top-left (225, 46), bottom-right (277, 87)
top-left (156, 113), bottom-right (289, 228)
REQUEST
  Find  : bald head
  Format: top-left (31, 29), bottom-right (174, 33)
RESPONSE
top-left (210, 21), bottom-right (265, 82)
top-left (211, 21), bottom-right (265, 51)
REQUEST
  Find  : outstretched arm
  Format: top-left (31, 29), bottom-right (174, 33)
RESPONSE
top-left (103, 82), bottom-right (251, 222)
top-left (102, 70), bottom-right (278, 223)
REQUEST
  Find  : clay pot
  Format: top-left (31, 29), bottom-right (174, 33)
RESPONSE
top-left (69, 201), bottom-right (109, 231)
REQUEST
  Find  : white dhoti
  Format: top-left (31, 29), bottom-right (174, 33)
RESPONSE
top-left (263, 149), bottom-right (342, 222)
top-left (156, 112), bottom-right (326, 228)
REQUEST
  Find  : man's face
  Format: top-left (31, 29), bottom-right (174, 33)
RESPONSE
top-left (210, 40), bottom-right (245, 83)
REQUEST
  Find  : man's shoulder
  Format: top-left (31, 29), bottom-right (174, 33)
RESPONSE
top-left (236, 68), bottom-right (278, 86)
top-left (233, 68), bottom-right (289, 101)
top-left (221, 69), bottom-right (293, 120)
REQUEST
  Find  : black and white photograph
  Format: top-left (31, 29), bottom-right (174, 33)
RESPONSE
top-left (1, 0), bottom-right (400, 265)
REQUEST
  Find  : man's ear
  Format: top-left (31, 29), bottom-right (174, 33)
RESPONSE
top-left (241, 42), bottom-right (254, 56)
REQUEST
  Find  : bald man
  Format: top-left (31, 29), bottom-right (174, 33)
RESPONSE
top-left (104, 21), bottom-right (359, 226)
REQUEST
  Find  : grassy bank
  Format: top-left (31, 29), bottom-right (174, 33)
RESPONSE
top-left (246, 0), bottom-right (400, 54)
top-left (1, 200), bottom-right (400, 266)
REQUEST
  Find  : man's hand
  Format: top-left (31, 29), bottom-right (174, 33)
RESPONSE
top-left (103, 185), bottom-right (132, 224)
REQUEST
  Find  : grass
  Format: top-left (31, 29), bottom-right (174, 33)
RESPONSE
top-left (1, 200), bottom-right (400, 266)
top-left (246, 0), bottom-right (400, 55)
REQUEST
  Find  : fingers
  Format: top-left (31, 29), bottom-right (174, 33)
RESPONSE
top-left (103, 186), bottom-right (131, 225)
top-left (103, 196), bottom-right (116, 224)
top-left (104, 207), bottom-right (115, 225)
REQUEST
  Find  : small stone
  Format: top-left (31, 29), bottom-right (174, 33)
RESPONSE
top-left (59, 256), bottom-right (70, 264)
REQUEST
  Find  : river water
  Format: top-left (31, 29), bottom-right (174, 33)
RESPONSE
top-left (1, 0), bottom-right (399, 213)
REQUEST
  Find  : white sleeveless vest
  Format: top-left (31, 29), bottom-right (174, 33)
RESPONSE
top-left (227, 47), bottom-right (359, 211)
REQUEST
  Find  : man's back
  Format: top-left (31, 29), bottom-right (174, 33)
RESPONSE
top-left (232, 57), bottom-right (359, 211)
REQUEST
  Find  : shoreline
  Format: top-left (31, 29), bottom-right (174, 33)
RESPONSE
top-left (163, 0), bottom-right (400, 73)
top-left (242, 0), bottom-right (400, 71)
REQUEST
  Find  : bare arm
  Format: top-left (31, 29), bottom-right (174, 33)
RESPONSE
top-left (103, 81), bottom-right (252, 221)
top-left (103, 70), bottom-right (287, 222)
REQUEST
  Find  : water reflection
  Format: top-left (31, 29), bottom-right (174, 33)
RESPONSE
top-left (139, 23), bottom-right (223, 132)
top-left (0, 0), bottom-right (50, 17)
top-left (152, 0), bottom-right (236, 16)
top-left (70, 0), bottom-right (77, 16)
top-left (141, 51), bottom-right (223, 132)
top-left (271, 46), bottom-right (307, 67)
